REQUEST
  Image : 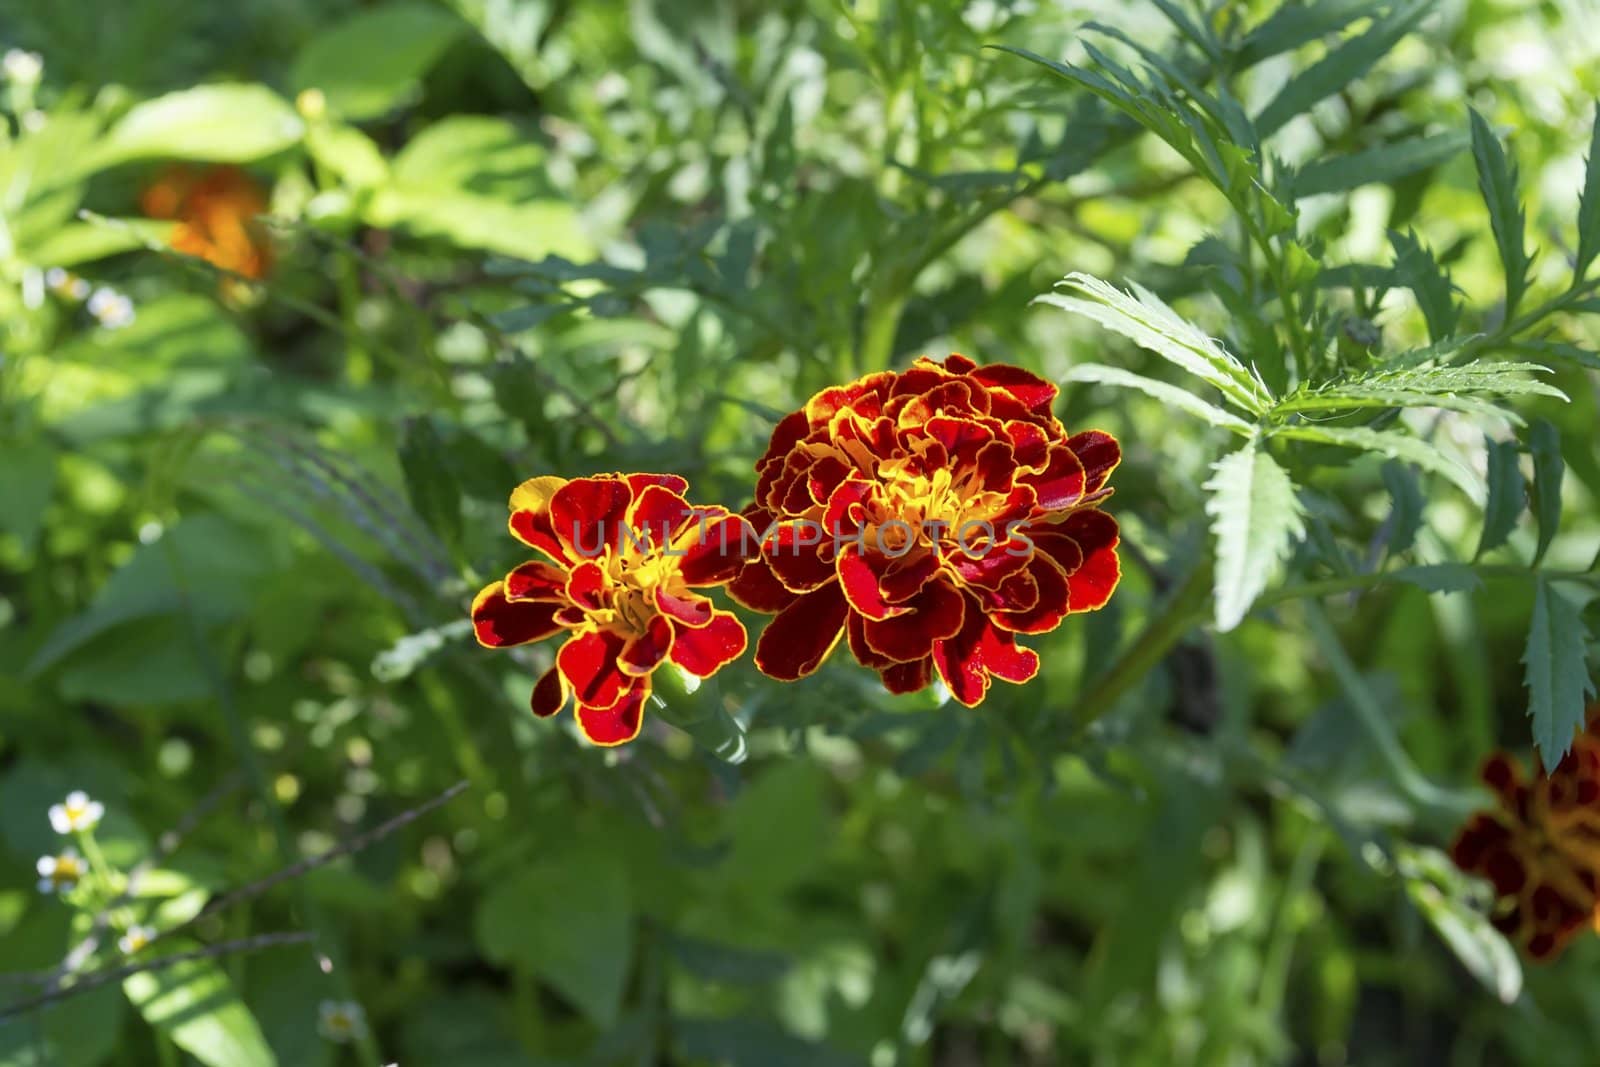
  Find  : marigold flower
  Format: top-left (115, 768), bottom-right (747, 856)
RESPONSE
top-left (141, 165), bottom-right (273, 280)
top-left (36, 848), bottom-right (84, 895)
top-left (49, 790), bottom-right (104, 834)
top-left (471, 473), bottom-right (755, 746)
top-left (728, 354), bottom-right (1121, 705)
top-left (1452, 711), bottom-right (1600, 961)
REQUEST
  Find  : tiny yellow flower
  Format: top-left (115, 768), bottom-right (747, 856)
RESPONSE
top-left (49, 790), bottom-right (104, 834)
top-left (317, 1000), bottom-right (367, 1044)
top-left (118, 925), bottom-right (156, 954)
top-left (35, 848), bottom-right (84, 894)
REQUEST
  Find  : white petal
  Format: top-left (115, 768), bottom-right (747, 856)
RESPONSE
top-left (48, 806), bottom-right (69, 834)
top-left (66, 790), bottom-right (88, 807)
top-left (36, 857), bottom-right (55, 876)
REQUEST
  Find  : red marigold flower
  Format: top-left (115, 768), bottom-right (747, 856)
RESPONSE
top-left (471, 473), bottom-right (755, 746)
top-left (1451, 710), bottom-right (1600, 961)
top-left (728, 354), bottom-right (1121, 705)
top-left (141, 166), bottom-right (273, 280)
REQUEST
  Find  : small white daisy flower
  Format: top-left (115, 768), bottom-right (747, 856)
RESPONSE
top-left (87, 288), bottom-right (135, 329)
top-left (48, 790), bottom-right (104, 834)
top-left (35, 848), bottom-right (84, 894)
top-left (2, 49), bottom-right (43, 86)
top-left (45, 267), bottom-right (90, 302)
top-left (317, 1000), bottom-right (367, 1044)
top-left (118, 925), bottom-right (156, 954)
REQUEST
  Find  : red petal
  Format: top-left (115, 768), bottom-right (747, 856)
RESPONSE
top-left (1003, 420), bottom-right (1051, 470)
top-left (1069, 431), bottom-right (1121, 497)
top-left (754, 583), bottom-right (848, 681)
top-left (556, 629), bottom-right (631, 710)
top-left (669, 611), bottom-right (747, 677)
top-left (950, 540), bottom-right (1032, 590)
top-left (881, 657), bottom-right (932, 694)
top-left (862, 580), bottom-right (966, 662)
top-left (629, 484), bottom-right (694, 548)
top-left (847, 612), bottom-right (895, 669)
top-left (838, 543), bottom-right (908, 622)
top-left (551, 476), bottom-right (633, 559)
top-left (566, 560), bottom-right (607, 611)
top-left (971, 362), bottom-right (1057, 414)
top-left (575, 682), bottom-right (649, 746)
top-left (941, 353), bottom-right (978, 375)
top-left (727, 559), bottom-right (796, 613)
top-left (677, 511), bottom-right (755, 586)
top-left (880, 551), bottom-right (941, 603)
top-left (655, 586), bottom-right (713, 628)
top-left (509, 508), bottom-right (568, 563)
top-left (764, 522), bottom-right (836, 592)
top-left (472, 582), bottom-right (563, 647)
top-left (1060, 509), bottom-right (1121, 612)
top-left (932, 608), bottom-right (1039, 706)
top-left (625, 473), bottom-right (689, 497)
top-left (531, 665), bottom-right (567, 718)
top-left (993, 554), bottom-right (1070, 634)
top-left (620, 615), bottom-right (674, 676)
top-left (1029, 446), bottom-right (1087, 511)
top-left (505, 560), bottom-right (568, 601)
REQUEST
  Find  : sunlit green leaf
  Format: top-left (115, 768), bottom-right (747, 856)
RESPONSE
top-left (1523, 578), bottom-right (1597, 761)
top-left (1469, 109), bottom-right (1532, 319)
top-left (1205, 438), bottom-right (1305, 631)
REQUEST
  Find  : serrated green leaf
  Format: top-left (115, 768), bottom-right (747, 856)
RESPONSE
top-left (1294, 130), bottom-right (1469, 198)
top-left (1506, 339), bottom-right (1600, 370)
top-left (92, 85), bottom-right (304, 166)
top-left (1204, 439), bottom-right (1305, 631)
top-left (125, 946), bottom-right (277, 1067)
top-left (1272, 362), bottom-right (1560, 424)
top-left (1381, 460), bottom-right (1424, 557)
top-left (1529, 420), bottom-right (1564, 565)
top-left (1576, 108), bottom-right (1600, 278)
top-left (1469, 109), bottom-right (1532, 319)
top-left (1253, 0), bottom-right (1431, 137)
top-left (1392, 563), bottom-right (1482, 594)
top-left (1063, 364), bottom-right (1254, 432)
top-left (1475, 439), bottom-right (1525, 558)
top-left (1389, 230), bottom-right (1461, 342)
top-left (1398, 845), bottom-right (1522, 1004)
top-left (1523, 579), bottom-right (1596, 762)
top-left (1233, 0), bottom-right (1386, 69)
top-left (1274, 424), bottom-right (1483, 502)
top-left (1037, 273), bottom-right (1272, 413)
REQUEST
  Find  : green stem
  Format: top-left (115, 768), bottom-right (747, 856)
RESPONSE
top-left (858, 281), bottom-right (908, 375)
top-left (1069, 555), bottom-right (1213, 732)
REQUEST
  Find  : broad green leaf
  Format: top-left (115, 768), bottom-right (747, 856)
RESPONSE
top-left (1398, 845), bottom-right (1522, 1004)
top-left (1576, 108), bottom-right (1600, 279)
top-left (1469, 109), bottom-right (1532, 319)
top-left (442, 0), bottom-right (558, 91)
top-left (1294, 130), bottom-right (1468, 198)
top-left (1253, 0), bottom-right (1431, 137)
top-left (1037, 273), bottom-right (1272, 413)
top-left (1232, 0), bottom-right (1385, 69)
top-left (390, 116), bottom-right (551, 197)
top-left (289, 3), bottom-right (466, 120)
top-left (1274, 424), bottom-right (1483, 502)
top-left (93, 85), bottom-right (303, 166)
top-left (1204, 438), bottom-right (1305, 631)
top-left (24, 219), bottom-right (176, 269)
top-left (1522, 579), bottom-right (1596, 761)
top-left (1063, 364), bottom-right (1253, 433)
top-left (475, 845), bottom-right (633, 1026)
top-left (364, 189), bottom-right (591, 262)
top-left (304, 123), bottom-right (389, 189)
top-left (1475, 438), bottom-right (1524, 558)
top-left (1389, 230), bottom-right (1461, 342)
top-left (1529, 420), bottom-right (1564, 565)
top-left (125, 946), bottom-right (277, 1067)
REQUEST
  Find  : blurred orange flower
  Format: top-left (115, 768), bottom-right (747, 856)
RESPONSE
top-left (729, 354), bottom-right (1120, 705)
top-left (471, 474), bottom-right (755, 746)
top-left (1452, 707), bottom-right (1600, 961)
top-left (141, 165), bottom-right (273, 280)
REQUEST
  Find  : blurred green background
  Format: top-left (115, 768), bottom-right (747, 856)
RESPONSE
top-left (2, 0), bottom-right (1600, 1064)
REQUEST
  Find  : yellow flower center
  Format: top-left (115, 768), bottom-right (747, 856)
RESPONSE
top-left (50, 855), bottom-right (83, 887)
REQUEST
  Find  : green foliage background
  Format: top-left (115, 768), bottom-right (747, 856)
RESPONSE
top-left (2, 0), bottom-right (1599, 1064)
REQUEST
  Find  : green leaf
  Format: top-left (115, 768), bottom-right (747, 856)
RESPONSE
top-left (475, 845), bottom-right (633, 1026)
top-left (1204, 438), bottom-right (1305, 631)
top-left (1294, 130), bottom-right (1469, 198)
top-left (289, 3), bottom-right (467, 120)
top-left (1233, 0), bottom-right (1385, 69)
top-left (1037, 273), bottom-right (1273, 413)
top-left (1381, 460), bottom-right (1424, 557)
top-left (1274, 424), bottom-right (1483, 502)
top-left (1398, 845), bottom-right (1522, 1005)
top-left (1389, 230), bottom-right (1462, 342)
top-left (442, 0), bottom-right (558, 91)
top-left (1063, 364), bottom-right (1254, 432)
top-left (1522, 578), bottom-right (1596, 762)
top-left (124, 945), bottom-right (277, 1067)
top-left (1392, 563), bottom-right (1482, 594)
top-left (399, 418), bottom-right (463, 551)
top-left (674, 1018), bottom-right (866, 1067)
top-left (364, 189), bottom-right (591, 262)
top-left (1575, 108), bottom-right (1600, 279)
top-left (1273, 361), bottom-right (1562, 425)
top-left (304, 123), bottom-right (389, 189)
top-left (1253, 0), bottom-right (1431, 137)
top-left (0, 438), bottom-right (56, 553)
top-left (1475, 438), bottom-right (1525, 558)
top-left (1506, 339), bottom-right (1600, 370)
top-left (93, 85), bottom-right (303, 166)
top-left (1469, 109), bottom-right (1532, 319)
top-left (1529, 420), bottom-right (1565, 565)
top-left (25, 219), bottom-right (177, 269)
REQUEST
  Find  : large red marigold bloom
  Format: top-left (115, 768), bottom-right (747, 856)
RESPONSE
top-left (728, 354), bottom-right (1121, 705)
top-left (1452, 710), bottom-right (1600, 961)
top-left (141, 165), bottom-right (273, 280)
top-left (471, 474), bottom-right (754, 746)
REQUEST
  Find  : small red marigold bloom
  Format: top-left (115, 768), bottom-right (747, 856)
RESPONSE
top-left (728, 354), bottom-right (1121, 706)
top-left (471, 473), bottom-right (755, 746)
top-left (141, 165), bottom-right (273, 280)
top-left (1452, 710), bottom-right (1600, 961)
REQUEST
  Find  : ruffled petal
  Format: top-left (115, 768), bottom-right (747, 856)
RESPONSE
top-left (754, 583), bottom-right (848, 681)
top-left (575, 682), bottom-right (649, 746)
top-left (556, 629), bottom-right (632, 711)
top-left (471, 582), bottom-right (563, 647)
top-left (669, 611), bottom-right (747, 678)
